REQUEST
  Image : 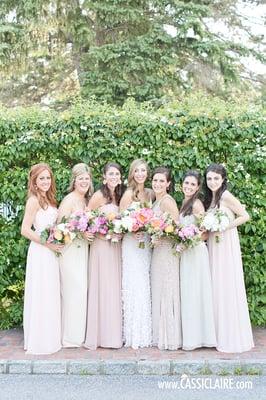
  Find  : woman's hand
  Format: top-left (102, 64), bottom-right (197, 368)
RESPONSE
top-left (112, 233), bottom-right (123, 242)
top-left (45, 242), bottom-right (64, 254)
top-left (200, 230), bottom-right (209, 241)
top-left (83, 232), bottom-right (95, 242)
top-left (96, 233), bottom-right (109, 241)
top-left (151, 237), bottom-right (160, 247)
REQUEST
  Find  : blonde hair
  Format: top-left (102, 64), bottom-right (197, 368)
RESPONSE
top-left (68, 163), bottom-right (93, 202)
top-left (27, 163), bottom-right (57, 209)
top-left (128, 159), bottom-right (149, 201)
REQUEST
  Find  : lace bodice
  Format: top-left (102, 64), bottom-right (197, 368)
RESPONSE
top-left (33, 206), bottom-right (58, 234)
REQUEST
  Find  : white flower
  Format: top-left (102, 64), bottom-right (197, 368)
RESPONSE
top-left (121, 216), bottom-right (134, 232)
top-left (202, 213), bottom-right (216, 230)
top-left (218, 215), bottom-right (230, 231)
top-left (113, 219), bottom-right (123, 233)
top-left (57, 223), bottom-right (67, 231)
top-left (142, 148), bottom-right (150, 155)
top-left (202, 210), bottom-right (229, 232)
top-left (69, 232), bottom-right (76, 241)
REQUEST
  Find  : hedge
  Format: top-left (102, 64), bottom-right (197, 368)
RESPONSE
top-left (0, 97), bottom-right (265, 329)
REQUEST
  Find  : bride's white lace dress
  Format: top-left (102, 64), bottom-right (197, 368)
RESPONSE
top-left (122, 203), bottom-right (152, 349)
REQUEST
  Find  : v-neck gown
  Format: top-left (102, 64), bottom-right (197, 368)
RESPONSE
top-left (208, 205), bottom-right (254, 353)
top-left (23, 206), bottom-right (61, 354)
top-left (84, 204), bottom-right (122, 350)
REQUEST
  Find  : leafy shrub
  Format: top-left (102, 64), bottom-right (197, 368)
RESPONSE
top-left (0, 97), bottom-right (265, 328)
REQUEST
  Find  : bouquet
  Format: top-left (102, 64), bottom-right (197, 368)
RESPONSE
top-left (146, 212), bottom-right (176, 247)
top-left (113, 202), bottom-right (153, 249)
top-left (173, 223), bottom-right (202, 254)
top-left (40, 223), bottom-right (76, 255)
top-left (114, 203), bottom-right (154, 248)
top-left (200, 208), bottom-right (230, 242)
top-left (85, 210), bottom-right (121, 243)
top-left (86, 211), bottom-right (109, 236)
top-left (67, 210), bottom-right (92, 239)
top-left (105, 212), bottom-right (123, 243)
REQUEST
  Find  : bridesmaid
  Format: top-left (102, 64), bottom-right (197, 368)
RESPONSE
top-left (179, 170), bottom-right (216, 350)
top-left (84, 162), bottom-right (124, 350)
top-left (21, 163), bottom-right (62, 354)
top-left (151, 166), bottom-right (182, 350)
top-left (204, 163), bottom-right (254, 353)
top-left (120, 159), bottom-right (154, 349)
top-left (57, 163), bottom-right (94, 347)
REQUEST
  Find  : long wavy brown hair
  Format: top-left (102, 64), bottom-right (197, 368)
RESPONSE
top-left (100, 162), bottom-right (125, 205)
top-left (204, 164), bottom-right (227, 210)
top-left (27, 163), bottom-right (57, 209)
top-left (151, 166), bottom-right (173, 193)
top-left (128, 159), bottom-right (149, 201)
top-left (180, 170), bottom-right (202, 216)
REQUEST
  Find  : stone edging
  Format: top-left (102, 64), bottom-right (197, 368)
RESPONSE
top-left (0, 359), bottom-right (265, 375)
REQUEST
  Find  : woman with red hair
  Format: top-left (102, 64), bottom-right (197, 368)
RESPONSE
top-left (21, 163), bottom-right (62, 354)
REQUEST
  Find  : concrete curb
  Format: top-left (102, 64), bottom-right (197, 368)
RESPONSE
top-left (0, 359), bottom-right (265, 376)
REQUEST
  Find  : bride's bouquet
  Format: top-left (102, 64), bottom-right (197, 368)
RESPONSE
top-left (200, 208), bottom-right (230, 242)
top-left (113, 203), bottom-right (154, 248)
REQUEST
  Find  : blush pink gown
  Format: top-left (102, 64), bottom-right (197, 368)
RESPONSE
top-left (208, 204), bottom-right (254, 353)
top-left (84, 204), bottom-right (122, 350)
top-left (23, 206), bottom-right (61, 354)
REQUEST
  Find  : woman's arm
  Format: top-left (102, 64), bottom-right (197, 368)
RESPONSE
top-left (88, 191), bottom-right (105, 211)
top-left (222, 190), bottom-right (250, 229)
top-left (192, 199), bottom-right (205, 218)
top-left (21, 196), bottom-right (64, 253)
top-left (119, 189), bottom-right (133, 212)
top-left (57, 196), bottom-right (73, 223)
top-left (193, 199), bottom-right (208, 240)
top-left (21, 197), bottom-right (42, 244)
top-left (160, 196), bottom-right (179, 221)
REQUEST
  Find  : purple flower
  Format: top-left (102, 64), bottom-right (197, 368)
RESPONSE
top-left (77, 215), bottom-right (88, 232)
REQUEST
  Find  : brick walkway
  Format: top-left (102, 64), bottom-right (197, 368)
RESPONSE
top-left (0, 328), bottom-right (265, 361)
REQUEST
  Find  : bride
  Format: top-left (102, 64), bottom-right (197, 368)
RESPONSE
top-left (120, 159), bottom-right (154, 349)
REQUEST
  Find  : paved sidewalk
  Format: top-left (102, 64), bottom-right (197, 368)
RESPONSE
top-left (0, 328), bottom-right (265, 375)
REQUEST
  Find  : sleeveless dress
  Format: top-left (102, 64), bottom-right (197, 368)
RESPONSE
top-left (59, 234), bottom-right (88, 347)
top-left (180, 214), bottom-right (216, 350)
top-left (208, 204), bottom-right (254, 353)
top-left (122, 202), bottom-right (152, 349)
top-left (151, 195), bottom-right (182, 350)
top-left (23, 206), bottom-right (61, 354)
top-left (84, 203), bottom-right (122, 350)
